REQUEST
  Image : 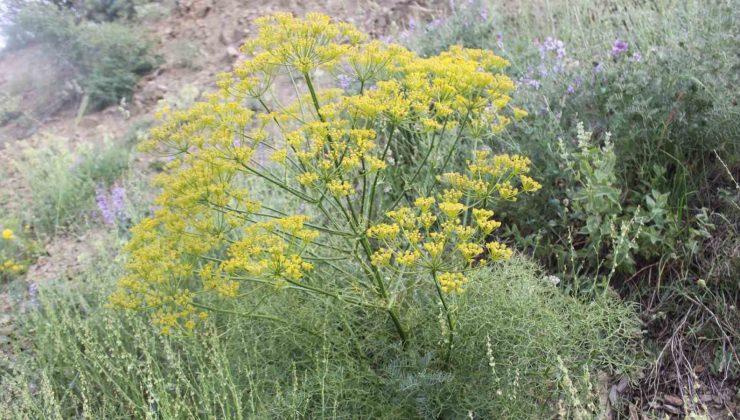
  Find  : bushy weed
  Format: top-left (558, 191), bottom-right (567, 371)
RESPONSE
top-left (5, 2), bottom-right (156, 109)
top-left (12, 133), bottom-right (135, 237)
top-left (0, 251), bottom-right (641, 418)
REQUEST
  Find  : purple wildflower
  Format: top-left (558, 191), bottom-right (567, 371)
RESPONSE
top-left (28, 282), bottom-right (39, 307)
top-left (540, 37), bottom-right (566, 60)
top-left (111, 186), bottom-right (126, 217)
top-left (338, 74), bottom-right (352, 90)
top-left (96, 186), bottom-right (114, 225)
top-left (538, 64), bottom-right (549, 78)
top-left (96, 185), bottom-right (127, 226)
top-left (429, 18), bottom-right (443, 29)
top-left (408, 18), bottom-right (417, 30)
top-left (479, 5), bottom-right (488, 20)
top-left (611, 39), bottom-right (629, 58)
top-left (518, 77), bottom-right (541, 90)
top-left (630, 51), bottom-right (642, 62)
top-left (594, 62), bottom-right (604, 74)
top-left (567, 84), bottom-right (575, 94)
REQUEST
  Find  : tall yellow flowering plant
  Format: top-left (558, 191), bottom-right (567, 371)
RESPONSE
top-left (110, 13), bottom-right (540, 361)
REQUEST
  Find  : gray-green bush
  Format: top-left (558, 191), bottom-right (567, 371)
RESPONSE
top-left (12, 133), bottom-right (136, 236)
top-left (0, 250), bottom-right (641, 418)
top-left (5, 2), bottom-right (156, 110)
top-left (406, 0), bottom-right (739, 410)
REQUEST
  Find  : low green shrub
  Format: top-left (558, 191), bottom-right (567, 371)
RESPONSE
top-left (406, 0), bottom-right (740, 408)
top-left (5, 2), bottom-right (156, 109)
top-left (13, 133), bottom-right (134, 236)
top-left (0, 250), bottom-right (641, 418)
top-left (0, 223), bottom-right (40, 282)
top-left (408, 0), bottom-right (739, 292)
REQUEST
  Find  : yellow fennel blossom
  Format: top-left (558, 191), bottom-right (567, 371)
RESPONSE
top-left (283, 255), bottom-right (314, 280)
top-left (472, 208), bottom-right (502, 234)
top-left (437, 272), bottom-right (468, 294)
top-left (386, 207), bottom-right (416, 229)
top-left (439, 202), bottom-right (466, 219)
top-left (367, 223), bottom-right (401, 241)
top-left (242, 12), bottom-right (365, 74)
top-left (327, 180), bottom-right (354, 197)
top-left (512, 107), bottom-right (528, 120)
top-left (497, 182), bottom-right (519, 201)
top-left (414, 196), bottom-right (435, 212)
top-left (111, 12), bottom-right (532, 339)
top-left (423, 241), bottom-right (445, 258)
top-left (371, 248), bottom-right (393, 267)
top-left (396, 249), bottom-right (421, 266)
top-left (2, 229), bottom-right (13, 240)
top-left (296, 171), bottom-right (319, 186)
top-left (458, 243), bottom-right (484, 263)
top-left (520, 175), bottom-right (542, 192)
top-left (487, 242), bottom-right (513, 262)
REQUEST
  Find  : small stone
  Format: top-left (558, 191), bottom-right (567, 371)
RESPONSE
top-left (663, 394), bottom-right (683, 407)
top-left (196, 5), bottom-right (210, 18)
top-left (662, 404), bottom-right (680, 415)
top-left (226, 46), bottom-right (239, 58)
top-left (218, 31), bottom-right (229, 45)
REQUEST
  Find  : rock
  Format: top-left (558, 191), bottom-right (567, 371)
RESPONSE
top-left (662, 404), bottom-right (680, 415)
top-left (608, 376), bottom-right (628, 406)
top-left (140, 81), bottom-right (167, 103)
top-left (628, 404), bottom-right (640, 420)
top-left (196, 4), bottom-right (210, 18)
top-left (226, 46), bottom-right (239, 58)
top-left (218, 30), bottom-right (230, 45)
top-left (77, 115), bottom-right (101, 129)
top-left (663, 394), bottom-right (683, 407)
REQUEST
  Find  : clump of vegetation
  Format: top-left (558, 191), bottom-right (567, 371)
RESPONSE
top-left (0, 245), bottom-right (641, 418)
top-left (4, 1), bottom-right (156, 110)
top-left (407, 0), bottom-right (739, 414)
top-left (0, 225), bottom-right (39, 282)
top-left (12, 133), bottom-right (135, 237)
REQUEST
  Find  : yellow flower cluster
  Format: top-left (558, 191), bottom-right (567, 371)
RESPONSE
top-left (1, 260), bottom-right (23, 273)
top-left (437, 272), bottom-right (467, 294)
top-left (366, 193), bottom-right (511, 294)
top-left (441, 150), bottom-right (542, 203)
top-left (221, 216), bottom-right (317, 282)
top-left (110, 13), bottom-right (537, 334)
top-left (2, 229), bottom-right (13, 240)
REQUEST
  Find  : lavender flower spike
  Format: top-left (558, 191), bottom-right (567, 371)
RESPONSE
top-left (611, 39), bottom-right (629, 58)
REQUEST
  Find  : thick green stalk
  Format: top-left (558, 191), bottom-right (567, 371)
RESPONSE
top-left (302, 71), bottom-right (408, 346)
top-left (432, 270), bottom-right (455, 365)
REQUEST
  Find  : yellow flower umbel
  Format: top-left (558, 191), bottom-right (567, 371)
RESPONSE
top-left (110, 13), bottom-right (536, 349)
top-left (2, 229), bottom-right (13, 240)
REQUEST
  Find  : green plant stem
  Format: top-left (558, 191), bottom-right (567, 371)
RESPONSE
top-left (366, 124), bottom-right (396, 223)
top-left (303, 72), bottom-right (325, 122)
top-left (191, 302), bottom-right (322, 338)
top-left (303, 71), bottom-right (408, 346)
top-left (432, 270), bottom-right (455, 366)
top-left (438, 110), bottom-right (471, 174)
